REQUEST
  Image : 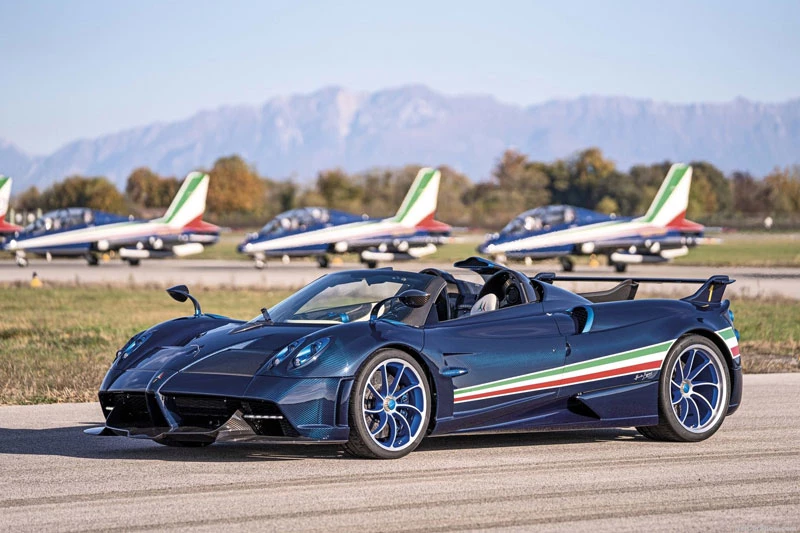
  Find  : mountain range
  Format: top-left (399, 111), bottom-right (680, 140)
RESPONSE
top-left (3, 85), bottom-right (799, 190)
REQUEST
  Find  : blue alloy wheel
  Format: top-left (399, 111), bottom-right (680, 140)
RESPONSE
top-left (669, 344), bottom-right (724, 433)
top-left (345, 350), bottom-right (430, 459)
top-left (637, 334), bottom-right (730, 442)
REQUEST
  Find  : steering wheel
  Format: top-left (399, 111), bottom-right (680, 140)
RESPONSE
top-left (501, 278), bottom-right (522, 308)
top-left (477, 271), bottom-right (525, 309)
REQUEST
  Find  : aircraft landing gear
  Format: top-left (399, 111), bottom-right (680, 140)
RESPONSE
top-left (126, 259), bottom-right (141, 267)
top-left (364, 260), bottom-right (378, 269)
top-left (254, 258), bottom-right (266, 269)
top-left (15, 254), bottom-right (28, 267)
top-left (317, 255), bottom-right (330, 268)
top-left (86, 254), bottom-right (99, 267)
top-left (613, 262), bottom-right (628, 273)
top-left (559, 256), bottom-right (574, 272)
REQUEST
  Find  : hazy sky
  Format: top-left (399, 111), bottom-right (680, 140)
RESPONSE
top-left (2, 0), bottom-right (798, 154)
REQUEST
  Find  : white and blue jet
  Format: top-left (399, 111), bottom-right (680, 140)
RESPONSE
top-left (3, 172), bottom-right (219, 267)
top-left (238, 168), bottom-right (451, 268)
top-left (480, 164), bottom-right (709, 272)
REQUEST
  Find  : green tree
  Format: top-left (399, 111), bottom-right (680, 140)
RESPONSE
top-left (207, 155), bottom-right (265, 214)
top-left (688, 161), bottom-right (731, 218)
top-left (125, 167), bottom-right (180, 208)
top-left (12, 186), bottom-right (41, 211)
top-left (40, 176), bottom-right (126, 213)
top-left (316, 168), bottom-right (364, 212)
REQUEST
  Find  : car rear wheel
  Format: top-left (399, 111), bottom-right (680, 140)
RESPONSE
top-left (344, 349), bottom-right (430, 459)
top-left (637, 334), bottom-right (730, 442)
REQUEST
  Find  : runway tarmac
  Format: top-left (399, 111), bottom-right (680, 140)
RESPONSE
top-left (0, 373), bottom-right (798, 532)
top-left (2, 258), bottom-right (800, 298)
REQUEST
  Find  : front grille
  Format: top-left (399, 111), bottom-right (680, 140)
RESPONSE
top-left (165, 395), bottom-right (240, 430)
top-left (101, 392), bottom-right (153, 428)
top-left (241, 400), bottom-right (298, 437)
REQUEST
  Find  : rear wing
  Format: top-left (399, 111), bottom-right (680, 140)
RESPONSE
top-left (532, 273), bottom-right (734, 305)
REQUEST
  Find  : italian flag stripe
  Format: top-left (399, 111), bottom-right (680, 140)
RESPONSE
top-left (455, 360), bottom-right (663, 403)
top-left (454, 327), bottom-right (739, 405)
top-left (456, 340), bottom-right (672, 397)
top-left (716, 327), bottom-right (740, 358)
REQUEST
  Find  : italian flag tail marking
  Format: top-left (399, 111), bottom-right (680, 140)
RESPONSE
top-left (639, 164), bottom-right (693, 227)
top-left (0, 175), bottom-right (11, 218)
top-left (159, 172), bottom-right (210, 229)
top-left (393, 168), bottom-right (441, 228)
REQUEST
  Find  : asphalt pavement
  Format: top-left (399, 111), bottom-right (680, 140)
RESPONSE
top-left (2, 258), bottom-right (800, 298)
top-left (0, 373), bottom-right (798, 532)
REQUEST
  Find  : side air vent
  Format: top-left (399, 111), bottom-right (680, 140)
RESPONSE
top-left (570, 306), bottom-right (594, 333)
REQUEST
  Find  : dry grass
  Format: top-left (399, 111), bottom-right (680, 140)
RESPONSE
top-left (0, 285), bottom-right (292, 405)
top-left (0, 285), bottom-right (796, 405)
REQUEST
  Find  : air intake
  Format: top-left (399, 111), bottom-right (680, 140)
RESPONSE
top-left (570, 306), bottom-right (594, 333)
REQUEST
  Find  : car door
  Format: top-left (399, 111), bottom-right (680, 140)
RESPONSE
top-left (424, 304), bottom-right (567, 430)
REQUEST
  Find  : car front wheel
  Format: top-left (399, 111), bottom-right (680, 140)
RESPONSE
top-left (345, 349), bottom-right (430, 459)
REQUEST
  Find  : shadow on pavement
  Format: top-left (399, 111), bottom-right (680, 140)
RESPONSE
top-left (0, 422), bottom-right (642, 462)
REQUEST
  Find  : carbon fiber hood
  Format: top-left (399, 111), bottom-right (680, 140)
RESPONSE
top-left (102, 315), bottom-right (326, 390)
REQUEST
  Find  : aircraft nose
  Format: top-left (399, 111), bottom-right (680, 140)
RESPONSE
top-left (477, 241), bottom-right (495, 254)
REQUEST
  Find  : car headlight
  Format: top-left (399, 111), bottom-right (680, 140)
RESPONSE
top-left (266, 340), bottom-right (302, 370)
top-left (115, 331), bottom-right (151, 363)
top-left (292, 337), bottom-right (331, 368)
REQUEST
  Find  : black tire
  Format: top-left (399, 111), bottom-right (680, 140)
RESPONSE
top-left (127, 259), bottom-right (141, 267)
top-left (559, 256), bottom-right (574, 272)
top-left (637, 334), bottom-right (730, 442)
top-left (317, 255), bottom-right (329, 268)
top-left (614, 262), bottom-right (627, 273)
top-left (365, 260), bottom-right (378, 269)
top-left (344, 349), bottom-right (431, 459)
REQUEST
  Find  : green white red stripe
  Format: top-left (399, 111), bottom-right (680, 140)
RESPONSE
top-left (454, 339), bottom-right (674, 404)
top-left (716, 327), bottom-right (740, 358)
top-left (454, 327), bottom-right (740, 404)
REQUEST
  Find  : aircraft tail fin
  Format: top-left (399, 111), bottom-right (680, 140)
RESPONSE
top-left (393, 168), bottom-right (442, 227)
top-left (639, 164), bottom-right (693, 227)
top-left (158, 172), bottom-right (210, 229)
top-left (0, 175), bottom-right (11, 218)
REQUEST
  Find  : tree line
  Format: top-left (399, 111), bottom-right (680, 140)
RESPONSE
top-left (11, 148), bottom-right (800, 229)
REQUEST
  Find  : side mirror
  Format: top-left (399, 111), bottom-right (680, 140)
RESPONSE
top-left (370, 289), bottom-right (431, 324)
top-left (166, 285), bottom-right (202, 316)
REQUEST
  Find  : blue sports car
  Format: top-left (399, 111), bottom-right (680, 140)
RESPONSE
top-left (88, 257), bottom-right (742, 459)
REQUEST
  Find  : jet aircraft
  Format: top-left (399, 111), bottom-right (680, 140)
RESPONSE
top-left (479, 163), bottom-right (706, 272)
top-left (3, 172), bottom-right (219, 267)
top-left (238, 167), bottom-right (451, 268)
top-left (0, 175), bottom-right (23, 238)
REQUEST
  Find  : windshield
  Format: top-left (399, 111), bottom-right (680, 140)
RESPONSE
top-left (252, 270), bottom-right (435, 325)
top-left (501, 206), bottom-right (575, 235)
top-left (259, 208), bottom-right (330, 236)
top-left (23, 208), bottom-right (93, 233)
